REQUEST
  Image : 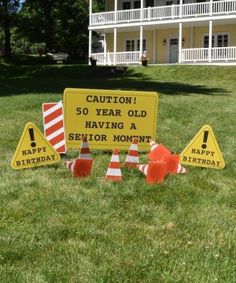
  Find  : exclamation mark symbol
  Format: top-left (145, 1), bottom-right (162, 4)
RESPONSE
top-left (29, 128), bottom-right (36, 148)
top-left (202, 130), bottom-right (209, 149)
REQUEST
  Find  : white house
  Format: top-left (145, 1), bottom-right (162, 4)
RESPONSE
top-left (88, 0), bottom-right (236, 65)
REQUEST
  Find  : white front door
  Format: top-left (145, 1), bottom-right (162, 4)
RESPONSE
top-left (169, 38), bottom-right (178, 63)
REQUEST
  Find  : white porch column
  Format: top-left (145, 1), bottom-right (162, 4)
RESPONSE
top-left (141, 0), bottom-right (144, 21)
top-left (178, 22), bottom-right (182, 63)
top-left (89, 0), bottom-right (92, 25)
top-left (104, 34), bottom-right (107, 65)
top-left (190, 26), bottom-right (194, 48)
top-left (140, 26), bottom-right (144, 61)
top-left (88, 0), bottom-right (92, 65)
top-left (114, 27), bottom-right (117, 65)
top-left (208, 20), bottom-right (212, 62)
top-left (114, 0), bottom-right (118, 23)
top-left (179, 0), bottom-right (183, 18)
top-left (153, 30), bottom-right (157, 64)
top-left (88, 30), bottom-right (92, 65)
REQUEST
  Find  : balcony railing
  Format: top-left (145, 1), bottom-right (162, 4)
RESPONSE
top-left (90, 0), bottom-right (236, 26)
top-left (182, 47), bottom-right (236, 62)
top-left (91, 48), bottom-right (236, 65)
top-left (90, 51), bottom-right (140, 65)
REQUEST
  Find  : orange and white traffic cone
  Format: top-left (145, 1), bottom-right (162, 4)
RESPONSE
top-left (137, 164), bottom-right (148, 176)
top-left (147, 161), bottom-right (167, 184)
top-left (163, 154), bottom-right (187, 174)
top-left (163, 154), bottom-right (179, 175)
top-left (163, 155), bottom-right (187, 175)
top-left (148, 140), bottom-right (186, 175)
top-left (105, 149), bottom-right (122, 182)
top-left (148, 140), bottom-right (171, 161)
top-left (64, 160), bottom-right (75, 173)
top-left (64, 158), bottom-right (93, 177)
top-left (177, 163), bottom-right (187, 174)
top-left (124, 138), bottom-right (139, 168)
top-left (150, 140), bottom-right (158, 152)
top-left (79, 135), bottom-right (92, 159)
top-left (137, 162), bottom-right (167, 184)
top-left (73, 158), bottom-right (93, 177)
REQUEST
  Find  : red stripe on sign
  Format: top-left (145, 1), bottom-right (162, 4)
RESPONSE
top-left (43, 103), bottom-right (56, 112)
top-left (45, 120), bottom-right (64, 136)
top-left (49, 132), bottom-right (65, 145)
top-left (44, 108), bottom-right (63, 124)
top-left (42, 102), bottom-right (66, 154)
top-left (57, 145), bottom-right (66, 153)
top-left (109, 163), bottom-right (120, 169)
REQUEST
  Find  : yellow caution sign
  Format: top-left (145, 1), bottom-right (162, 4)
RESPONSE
top-left (11, 122), bottom-right (61, 169)
top-left (64, 88), bottom-right (158, 150)
top-left (180, 125), bottom-right (225, 169)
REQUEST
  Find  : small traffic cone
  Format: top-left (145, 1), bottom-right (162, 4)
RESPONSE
top-left (163, 154), bottom-right (187, 174)
top-left (105, 149), bottom-right (122, 182)
top-left (137, 164), bottom-right (148, 176)
top-left (147, 161), bottom-right (167, 184)
top-left (149, 140), bottom-right (158, 151)
top-left (79, 135), bottom-right (92, 159)
top-left (177, 163), bottom-right (187, 174)
top-left (124, 138), bottom-right (139, 168)
top-left (73, 158), bottom-right (93, 177)
top-left (148, 140), bottom-right (171, 161)
top-left (64, 160), bottom-right (75, 173)
top-left (65, 158), bottom-right (93, 177)
top-left (163, 154), bottom-right (179, 175)
top-left (137, 162), bottom-right (167, 184)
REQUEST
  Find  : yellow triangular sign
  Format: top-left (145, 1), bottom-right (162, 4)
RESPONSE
top-left (11, 122), bottom-right (61, 169)
top-left (180, 125), bottom-right (225, 169)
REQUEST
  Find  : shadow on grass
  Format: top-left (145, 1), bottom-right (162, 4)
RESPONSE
top-left (0, 64), bottom-right (228, 97)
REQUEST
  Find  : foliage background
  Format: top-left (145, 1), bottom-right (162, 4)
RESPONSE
top-left (0, 0), bottom-right (104, 58)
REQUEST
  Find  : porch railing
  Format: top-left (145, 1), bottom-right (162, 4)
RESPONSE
top-left (182, 47), bottom-right (236, 62)
top-left (91, 48), bottom-right (236, 65)
top-left (91, 0), bottom-right (236, 26)
top-left (90, 51), bottom-right (140, 65)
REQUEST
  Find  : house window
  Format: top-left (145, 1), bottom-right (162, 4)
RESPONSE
top-left (134, 1), bottom-right (141, 8)
top-left (217, 35), bottom-right (228, 47)
top-left (166, 1), bottom-right (173, 5)
top-left (125, 39), bottom-right (146, 51)
top-left (203, 34), bottom-right (228, 48)
top-left (203, 36), bottom-right (213, 48)
top-left (126, 40), bottom-right (135, 51)
top-left (137, 39), bottom-right (147, 51)
top-left (122, 1), bottom-right (141, 10)
top-left (123, 2), bottom-right (131, 10)
top-left (170, 38), bottom-right (178, 45)
top-left (146, 0), bottom-right (154, 7)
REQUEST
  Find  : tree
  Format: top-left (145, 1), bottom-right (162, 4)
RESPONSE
top-left (18, 0), bottom-right (89, 58)
top-left (54, 0), bottom-right (89, 57)
top-left (0, 0), bottom-right (19, 58)
top-left (6, 0), bottom-right (104, 59)
top-left (18, 0), bottom-right (55, 52)
top-left (93, 0), bottom-right (104, 12)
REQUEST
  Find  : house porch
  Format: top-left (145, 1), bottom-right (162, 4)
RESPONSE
top-left (90, 23), bottom-right (236, 65)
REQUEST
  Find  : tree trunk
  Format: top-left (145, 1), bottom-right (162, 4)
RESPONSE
top-left (44, 0), bottom-right (54, 52)
top-left (3, 0), bottom-right (11, 58)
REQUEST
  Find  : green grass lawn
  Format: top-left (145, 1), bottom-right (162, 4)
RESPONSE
top-left (0, 61), bottom-right (236, 283)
